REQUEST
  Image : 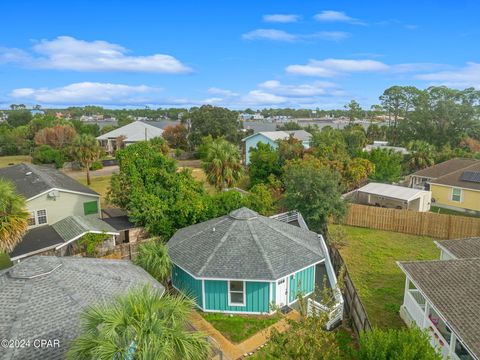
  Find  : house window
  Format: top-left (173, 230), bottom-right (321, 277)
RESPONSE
top-left (37, 209), bottom-right (47, 224)
top-left (27, 212), bottom-right (36, 226)
top-left (451, 188), bottom-right (462, 202)
top-left (228, 281), bottom-right (245, 306)
top-left (27, 209), bottom-right (48, 227)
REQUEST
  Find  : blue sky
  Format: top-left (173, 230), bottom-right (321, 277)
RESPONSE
top-left (0, 0), bottom-right (479, 109)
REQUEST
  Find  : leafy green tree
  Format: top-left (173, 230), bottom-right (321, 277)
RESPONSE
top-left (108, 141), bottom-right (209, 238)
top-left (70, 134), bottom-right (102, 185)
top-left (248, 142), bottom-right (282, 186)
top-left (134, 240), bottom-right (172, 283)
top-left (244, 183), bottom-right (275, 216)
top-left (67, 286), bottom-right (211, 360)
top-left (0, 179), bottom-right (29, 252)
top-left (277, 136), bottom-right (305, 165)
top-left (406, 140), bottom-right (436, 172)
top-left (188, 105), bottom-right (241, 146)
top-left (282, 157), bottom-right (346, 234)
top-left (357, 327), bottom-right (442, 360)
top-left (343, 126), bottom-right (367, 157)
top-left (202, 138), bottom-right (243, 190)
top-left (362, 148), bottom-right (403, 183)
top-left (311, 128), bottom-right (349, 162)
top-left (345, 100), bottom-right (364, 122)
top-left (163, 123), bottom-right (189, 150)
top-left (7, 110), bottom-right (32, 127)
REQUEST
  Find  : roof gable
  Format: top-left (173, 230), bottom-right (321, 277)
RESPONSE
top-left (411, 158), bottom-right (479, 179)
top-left (431, 162), bottom-right (480, 191)
top-left (96, 120), bottom-right (164, 142)
top-left (0, 163), bottom-right (99, 199)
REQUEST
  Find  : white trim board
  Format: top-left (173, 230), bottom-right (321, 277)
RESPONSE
top-left (227, 280), bottom-right (246, 307)
top-left (27, 188), bottom-right (100, 202)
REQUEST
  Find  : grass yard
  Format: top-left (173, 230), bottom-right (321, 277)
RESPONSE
top-left (200, 312), bottom-right (281, 343)
top-left (77, 175), bottom-right (112, 207)
top-left (0, 155), bottom-right (31, 168)
top-left (330, 224), bottom-right (439, 329)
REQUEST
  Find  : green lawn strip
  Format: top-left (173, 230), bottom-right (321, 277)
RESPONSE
top-left (0, 155), bottom-right (31, 168)
top-left (331, 224), bottom-right (439, 329)
top-left (77, 175), bottom-right (112, 207)
top-left (430, 205), bottom-right (480, 218)
top-left (200, 312), bottom-right (281, 343)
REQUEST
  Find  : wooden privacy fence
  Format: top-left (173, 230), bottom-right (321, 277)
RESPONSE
top-left (343, 204), bottom-right (480, 239)
top-left (329, 246), bottom-right (372, 337)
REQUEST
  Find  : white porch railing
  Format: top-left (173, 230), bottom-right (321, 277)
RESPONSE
top-left (404, 289), bottom-right (425, 327)
top-left (307, 298), bottom-right (344, 330)
top-left (269, 210), bottom-right (308, 229)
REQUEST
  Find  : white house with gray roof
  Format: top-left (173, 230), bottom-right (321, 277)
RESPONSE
top-left (0, 163), bottom-right (118, 261)
top-left (0, 256), bottom-right (164, 360)
top-left (168, 207), bottom-right (343, 327)
top-left (398, 237), bottom-right (480, 359)
top-left (96, 120), bottom-right (164, 154)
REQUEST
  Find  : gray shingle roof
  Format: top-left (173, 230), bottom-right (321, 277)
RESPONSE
top-left (399, 259), bottom-right (480, 358)
top-left (0, 163), bottom-right (99, 199)
top-left (0, 256), bottom-right (164, 360)
top-left (52, 215), bottom-right (118, 242)
top-left (9, 225), bottom-right (64, 259)
top-left (431, 162), bottom-right (480, 191)
top-left (96, 120), bottom-right (164, 142)
top-left (436, 237), bottom-right (480, 259)
top-left (411, 158), bottom-right (479, 179)
top-left (167, 207), bottom-right (324, 281)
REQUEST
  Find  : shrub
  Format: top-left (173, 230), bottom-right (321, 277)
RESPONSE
top-left (358, 327), bottom-right (442, 360)
top-left (32, 145), bottom-right (65, 168)
top-left (134, 240), bottom-right (172, 283)
top-left (89, 160), bottom-right (103, 171)
top-left (0, 252), bottom-right (13, 270)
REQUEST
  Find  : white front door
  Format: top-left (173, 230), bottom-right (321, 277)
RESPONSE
top-left (276, 277), bottom-right (288, 307)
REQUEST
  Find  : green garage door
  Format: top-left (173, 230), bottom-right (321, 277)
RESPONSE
top-left (83, 201), bottom-right (99, 215)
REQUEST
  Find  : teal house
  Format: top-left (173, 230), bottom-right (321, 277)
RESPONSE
top-left (242, 130), bottom-right (311, 165)
top-left (167, 207), bottom-right (333, 315)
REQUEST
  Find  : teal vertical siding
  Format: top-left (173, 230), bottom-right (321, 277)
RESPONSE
top-left (271, 281), bottom-right (276, 303)
top-left (172, 265), bottom-right (203, 308)
top-left (289, 265), bottom-right (315, 303)
top-left (204, 280), bottom-right (270, 313)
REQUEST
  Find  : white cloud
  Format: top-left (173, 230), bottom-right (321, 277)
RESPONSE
top-left (10, 82), bottom-right (162, 105)
top-left (242, 29), bottom-right (350, 43)
top-left (286, 59), bottom-right (389, 77)
top-left (207, 87), bottom-right (239, 97)
top-left (258, 80), bottom-right (336, 96)
top-left (0, 36), bottom-right (191, 73)
top-left (416, 62), bottom-right (480, 88)
top-left (242, 29), bottom-right (297, 42)
top-left (242, 90), bottom-right (287, 105)
top-left (314, 10), bottom-right (365, 25)
top-left (263, 14), bottom-right (300, 23)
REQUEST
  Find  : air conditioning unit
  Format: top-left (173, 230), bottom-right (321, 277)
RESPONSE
top-left (47, 190), bottom-right (59, 198)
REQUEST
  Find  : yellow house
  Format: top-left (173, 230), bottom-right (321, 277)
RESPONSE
top-left (430, 162), bottom-right (480, 214)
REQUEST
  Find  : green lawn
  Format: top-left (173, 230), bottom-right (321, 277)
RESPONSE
top-left (200, 312), bottom-right (281, 343)
top-left (330, 224), bottom-right (439, 329)
top-left (430, 205), bottom-right (480, 218)
top-left (0, 155), bottom-right (31, 168)
top-left (77, 175), bottom-right (112, 207)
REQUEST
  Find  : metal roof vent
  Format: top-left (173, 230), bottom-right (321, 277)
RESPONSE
top-left (25, 171), bottom-right (32, 176)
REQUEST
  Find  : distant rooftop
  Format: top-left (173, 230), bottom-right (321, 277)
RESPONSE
top-left (411, 158), bottom-right (479, 179)
top-left (96, 120), bottom-right (164, 142)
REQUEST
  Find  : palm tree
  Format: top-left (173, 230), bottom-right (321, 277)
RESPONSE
top-left (0, 179), bottom-right (29, 252)
top-left (67, 286), bottom-right (211, 360)
top-left (202, 138), bottom-right (243, 190)
top-left (134, 239), bottom-right (172, 283)
top-left (407, 140), bottom-right (435, 172)
top-left (70, 134), bottom-right (102, 185)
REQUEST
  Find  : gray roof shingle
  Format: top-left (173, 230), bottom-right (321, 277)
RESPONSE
top-left (0, 256), bottom-right (164, 360)
top-left (436, 237), bottom-right (480, 259)
top-left (9, 225), bottom-right (64, 259)
top-left (52, 215), bottom-right (118, 242)
top-left (0, 163), bottom-right (99, 199)
top-left (167, 207), bottom-right (324, 281)
top-left (411, 158), bottom-right (479, 179)
top-left (399, 259), bottom-right (480, 358)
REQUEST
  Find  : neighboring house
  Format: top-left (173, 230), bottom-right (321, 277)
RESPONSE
top-left (398, 237), bottom-right (480, 360)
top-left (167, 207), bottom-right (343, 327)
top-left (353, 182), bottom-right (432, 211)
top-left (363, 141), bottom-right (409, 155)
top-left (96, 120), bottom-right (164, 154)
top-left (0, 163), bottom-right (118, 261)
top-left (102, 208), bottom-right (146, 244)
top-left (0, 256), bottom-right (164, 360)
top-left (242, 130), bottom-right (311, 164)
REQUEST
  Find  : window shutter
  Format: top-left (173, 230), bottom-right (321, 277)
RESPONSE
top-left (83, 201), bottom-right (99, 215)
